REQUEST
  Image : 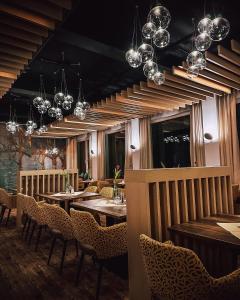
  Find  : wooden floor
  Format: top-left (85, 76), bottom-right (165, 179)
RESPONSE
top-left (0, 213), bottom-right (129, 300)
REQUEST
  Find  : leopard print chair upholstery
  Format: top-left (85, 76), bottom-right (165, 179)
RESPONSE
top-left (99, 187), bottom-right (113, 199)
top-left (84, 185), bottom-right (98, 193)
top-left (70, 209), bottom-right (127, 259)
top-left (139, 234), bottom-right (240, 300)
top-left (0, 187), bottom-right (16, 225)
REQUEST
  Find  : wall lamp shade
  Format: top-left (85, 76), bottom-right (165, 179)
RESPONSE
top-left (90, 149), bottom-right (94, 155)
top-left (130, 144), bottom-right (136, 150)
top-left (204, 132), bottom-right (213, 142)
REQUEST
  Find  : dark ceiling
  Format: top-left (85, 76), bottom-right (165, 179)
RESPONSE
top-left (1, 0), bottom-right (240, 124)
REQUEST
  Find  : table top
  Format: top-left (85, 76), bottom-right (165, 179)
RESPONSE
top-left (36, 191), bottom-right (99, 202)
top-left (70, 198), bottom-right (127, 219)
top-left (168, 214), bottom-right (240, 250)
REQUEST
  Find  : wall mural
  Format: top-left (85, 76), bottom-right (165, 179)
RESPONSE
top-left (0, 124), bottom-right (66, 189)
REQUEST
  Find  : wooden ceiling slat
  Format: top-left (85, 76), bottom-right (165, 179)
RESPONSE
top-left (0, 44), bottom-right (32, 60)
top-left (205, 51), bottom-right (240, 76)
top-left (218, 45), bottom-right (240, 67)
top-left (0, 34), bottom-right (37, 52)
top-left (205, 61), bottom-right (240, 84)
top-left (146, 80), bottom-right (206, 101)
top-left (65, 117), bottom-right (116, 127)
top-left (0, 2), bottom-right (55, 30)
top-left (0, 77), bottom-right (15, 83)
top-left (46, 0), bottom-right (72, 10)
top-left (231, 40), bottom-right (240, 55)
top-left (0, 53), bottom-right (28, 65)
top-left (0, 81), bottom-right (12, 88)
top-left (50, 122), bottom-right (97, 131)
top-left (0, 24), bottom-right (42, 45)
top-left (0, 13), bottom-right (49, 37)
top-left (7, 0), bottom-right (63, 21)
top-left (0, 58), bottom-right (24, 70)
top-left (172, 67), bottom-right (231, 94)
top-left (0, 65), bottom-right (20, 75)
top-left (165, 72), bottom-right (223, 96)
top-left (92, 107), bottom-right (135, 117)
top-left (0, 71), bottom-right (17, 79)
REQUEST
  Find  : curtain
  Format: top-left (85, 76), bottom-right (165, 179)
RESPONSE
top-left (66, 137), bottom-right (77, 170)
top-left (125, 121), bottom-right (133, 170)
top-left (139, 117), bottom-right (153, 169)
top-left (97, 131), bottom-right (105, 179)
top-left (190, 103), bottom-right (205, 167)
top-left (217, 91), bottom-right (240, 184)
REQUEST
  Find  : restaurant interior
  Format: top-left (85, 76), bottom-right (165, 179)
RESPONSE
top-left (0, 0), bottom-right (240, 299)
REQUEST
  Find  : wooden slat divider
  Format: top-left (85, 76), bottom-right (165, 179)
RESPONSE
top-left (125, 166), bottom-right (233, 300)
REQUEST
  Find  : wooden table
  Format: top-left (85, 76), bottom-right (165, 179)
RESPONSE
top-left (168, 214), bottom-right (240, 277)
top-left (36, 192), bottom-right (100, 212)
top-left (70, 198), bottom-right (127, 223)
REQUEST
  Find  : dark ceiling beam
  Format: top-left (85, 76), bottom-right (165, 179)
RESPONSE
top-left (55, 28), bottom-right (125, 62)
top-left (11, 88), bottom-right (53, 98)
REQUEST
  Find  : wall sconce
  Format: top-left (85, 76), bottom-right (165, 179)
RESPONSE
top-left (130, 144), bottom-right (136, 150)
top-left (90, 149), bottom-right (94, 155)
top-left (204, 132), bottom-right (213, 143)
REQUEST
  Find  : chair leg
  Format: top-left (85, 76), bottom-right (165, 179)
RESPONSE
top-left (0, 206), bottom-right (6, 225)
top-left (5, 208), bottom-right (11, 226)
top-left (75, 252), bottom-right (85, 286)
top-left (35, 226), bottom-right (43, 251)
top-left (59, 240), bottom-right (68, 274)
top-left (28, 221), bottom-right (36, 245)
top-left (96, 263), bottom-right (103, 300)
top-left (48, 236), bottom-right (56, 265)
top-left (22, 214), bottom-right (28, 237)
top-left (75, 240), bottom-right (79, 257)
top-left (24, 218), bottom-right (32, 241)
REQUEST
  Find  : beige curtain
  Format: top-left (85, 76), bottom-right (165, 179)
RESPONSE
top-left (217, 91), bottom-right (240, 183)
top-left (190, 103), bottom-right (206, 167)
top-left (139, 117), bottom-right (153, 169)
top-left (125, 121), bottom-right (133, 170)
top-left (66, 137), bottom-right (77, 169)
top-left (97, 131), bottom-right (105, 179)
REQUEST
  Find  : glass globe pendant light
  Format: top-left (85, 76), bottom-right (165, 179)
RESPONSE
top-left (138, 43), bottom-right (154, 63)
top-left (142, 22), bottom-right (156, 39)
top-left (153, 71), bottom-right (165, 85)
top-left (6, 105), bottom-right (19, 135)
top-left (198, 17), bottom-right (212, 33)
top-left (147, 5), bottom-right (171, 29)
top-left (143, 60), bottom-right (158, 78)
top-left (195, 32), bottom-right (212, 51)
top-left (153, 28), bottom-right (170, 48)
top-left (208, 17), bottom-right (230, 41)
top-left (74, 76), bottom-right (90, 120)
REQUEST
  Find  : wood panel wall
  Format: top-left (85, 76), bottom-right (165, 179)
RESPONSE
top-left (125, 166), bottom-right (233, 300)
top-left (17, 169), bottom-right (78, 196)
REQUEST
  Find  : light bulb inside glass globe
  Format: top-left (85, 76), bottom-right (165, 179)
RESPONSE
top-left (153, 28), bottom-right (170, 48)
top-left (198, 17), bottom-right (212, 33)
top-left (62, 100), bottom-right (71, 110)
top-left (52, 147), bottom-right (59, 156)
top-left (56, 113), bottom-right (63, 121)
top-left (33, 96), bottom-right (43, 108)
top-left (208, 17), bottom-right (230, 41)
top-left (125, 49), bottom-right (135, 63)
top-left (148, 5), bottom-right (171, 29)
top-left (197, 57), bottom-right (207, 70)
top-left (40, 125), bottom-right (48, 133)
top-left (38, 104), bottom-right (48, 114)
top-left (142, 22), bottom-right (157, 39)
top-left (48, 107), bottom-right (56, 118)
top-left (186, 50), bottom-right (204, 68)
top-left (153, 71), bottom-right (165, 85)
top-left (76, 101), bottom-right (83, 109)
top-left (147, 68), bottom-right (158, 80)
top-left (128, 50), bottom-right (142, 68)
top-left (82, 101), bottom-right (90, 111)
top-left (55, 107), bottom-right (62, 115)
top-left (26, 120), bottom-right (37, 129)
top-left (64, 94), bottom-right (73, 103)
top-left (54, 92), bottom-right (65, 105)
top-left (138, 43), bottom-right (154, 63)
top-left (187, 66), bottom-right (200, 78)
top-left (143, 60), bottom-right (158, 78)
top-left (43, 99), bottom-right (51, 109)
top-left (195, 32), bottom-right (212, 51)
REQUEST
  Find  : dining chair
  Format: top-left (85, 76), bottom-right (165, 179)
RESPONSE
top-left (99, 187), bottom-right (113, 199)
top-left (70, 209), bottom-right (127, 300)
top-left (17, 193), bottom-right (28, 237)
top-left (0, 188), bottom-right (16, 226)
top-left (97, 180), bottom-right (112, 192)
top-left (84, 185), bottom-right (98, 193)
top-left (43, 203), bottom-right (77, 274)
top-left (139, 234), bottom-right (240, 300)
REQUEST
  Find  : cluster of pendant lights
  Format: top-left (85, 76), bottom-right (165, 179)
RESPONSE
top-left (45, 140), bottom-right (59, 157)
top-left (186, 15), bottom-right (230, 78)
top-left (164, 134), bottom-right (190, 143)
top-left (6, 106), bottom-right (19, 134)
top-left (126, 4), bottom-right (171, 85)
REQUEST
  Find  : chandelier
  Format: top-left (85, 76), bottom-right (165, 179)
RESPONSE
top-left (45, 140), bottom-right (59, 157)
top-left (74, 75), bottom-right (90, 120)
top-left (125, 4), bottom-right (171, 85)
top-left (6, 105), bottom-right (19, 135)
top-left (186, 13), bottom-right (230, 78)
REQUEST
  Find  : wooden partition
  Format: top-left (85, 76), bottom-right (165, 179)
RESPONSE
top-left (17, 169), bottom-right (78, 196)
top-left (125, 167), bottom-right (233, 300)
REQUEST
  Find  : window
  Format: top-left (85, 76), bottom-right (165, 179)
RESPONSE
top-left (151, 115), bottom-right (190, 168)
top-left (105, 131), bottom-right (125, 178)
top-left (77, 140), bottom-right (89, 176)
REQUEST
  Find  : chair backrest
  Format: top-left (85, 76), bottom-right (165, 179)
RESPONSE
top-left (139, 234), bottom-right (212, 300)
top-left (43, 203), bottom-right (74, 240)
top-left (70, 209), bottom-right (99, 248)
top-left (0, 188), bottom-right (15, 208)
top-left (84, 185), bottom-right (98, 193)
top-left (17, 193), bottom-right (26, 211)
top-left (100, 187), bottom-right (113, 199)
top-left (97, 180), bottom-right (112, 192)
top-left (24, 195), bottom-right (41, 218)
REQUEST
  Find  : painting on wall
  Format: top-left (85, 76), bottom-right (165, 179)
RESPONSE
top-left (0, 124), bottom-right (66, 189)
